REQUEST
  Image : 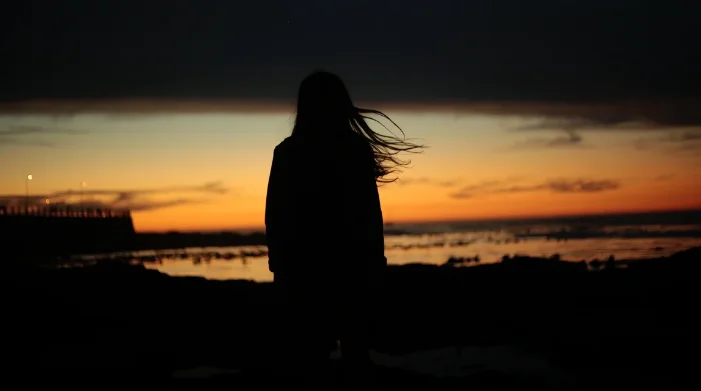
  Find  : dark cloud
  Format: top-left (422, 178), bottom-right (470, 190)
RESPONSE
top-left (518, 101), bottom-right (701, 145)
top-left (544, 179), bottom-right (620, 193)
top-left (509, 102), bottom-right (701, 149)
top-left (396, 177), bottom-right (457, 188)
top-left (1, 0), bottom-right (699, 112)
top-left (0, 125), bottom-right (82, 136)
top-left (46, 181), bottom-right (230, 199)
top-left (510, 130), bottom-right (585, 150)
top-left (127, 198), bottom-right (201, 212)
top-left (672, 132), bottom-right (701, 142)
top-left (515, 106), bottom-right (701, 132)
top-left (633, 130), bottom-right (701, 153)
top-left (450, 179), bottom-right (520, 197)
top-left (0, 137), bottom-right (55, 147)
top-left (0, 124), bottom-right (82, 147)
top-left (451, 178), bottom-right (620, 199)
top-left (0, 181), bottom-right (231, 212)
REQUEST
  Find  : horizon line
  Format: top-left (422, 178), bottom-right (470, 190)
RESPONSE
top-left (134, 207), bottom-right (701, 234)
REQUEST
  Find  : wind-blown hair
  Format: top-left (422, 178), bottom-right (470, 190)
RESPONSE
top-left (292, 71), bottom-right (424, 183)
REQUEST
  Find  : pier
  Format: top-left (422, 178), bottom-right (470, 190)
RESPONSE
top-left (0, 205), bottom-right (132, 218)
top-left (0, 206), bottom-right (136, 258)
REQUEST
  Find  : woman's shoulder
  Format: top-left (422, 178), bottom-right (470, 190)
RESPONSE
top-left (275, 132), bottom-right (371, 157)
top-left (273, 137), bottom-right (295, 154)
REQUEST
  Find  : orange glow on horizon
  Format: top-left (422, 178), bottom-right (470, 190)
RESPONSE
top-left (2, 110), bottom-right (700, 233)
top-left (130, 178), bottom-right (701, 232)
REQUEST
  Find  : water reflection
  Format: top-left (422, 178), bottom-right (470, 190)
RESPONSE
top-left (63, 225), bottom-right (701, 281)
top-left (116, 234), bottom-right (700, 281)
top-left (150, 254), bottom-right (272, 281)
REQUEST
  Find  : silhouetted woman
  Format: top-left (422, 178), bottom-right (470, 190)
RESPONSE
top-left (265, 71), bottom-right (422, 388)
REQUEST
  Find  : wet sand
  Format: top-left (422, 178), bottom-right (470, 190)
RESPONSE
top-left (6, 246), bottom-right (701, 390)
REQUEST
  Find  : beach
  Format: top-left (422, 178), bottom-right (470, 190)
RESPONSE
top-left (7, 245), bottom-right (701, 389)
top-left (68, 212), bottom-right (701, 281)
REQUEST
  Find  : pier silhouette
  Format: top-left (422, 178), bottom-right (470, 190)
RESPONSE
top-left (0, 205), bottom-right (136, 260)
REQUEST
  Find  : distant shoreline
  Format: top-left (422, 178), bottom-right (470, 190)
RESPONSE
top-left (136, 208), bottom-right (701, 235)
top-left (127, 224), bottom-right (701, 253)
top-left (6, 208), bottom-right (699, 261)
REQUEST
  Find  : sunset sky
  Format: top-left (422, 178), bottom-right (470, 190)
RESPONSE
top-left (1, 0), bottom-right (699, 232)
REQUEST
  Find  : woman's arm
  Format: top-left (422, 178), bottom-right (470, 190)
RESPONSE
top-left (348, 144), bottom-right (387, 270)
top-left (366, 162), bottom-right (387, 270)
top-left (265, 146), bottom-right (287, 273)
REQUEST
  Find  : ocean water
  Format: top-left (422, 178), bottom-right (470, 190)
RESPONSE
top-left (94, 210), bottom-right (701, 282)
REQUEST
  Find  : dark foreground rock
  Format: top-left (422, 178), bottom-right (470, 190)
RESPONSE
top-left (4, 246), bottom-right (701, 390)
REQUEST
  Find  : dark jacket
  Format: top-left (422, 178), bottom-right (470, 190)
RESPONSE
top-left (265, 132), bottom-right (386, 281)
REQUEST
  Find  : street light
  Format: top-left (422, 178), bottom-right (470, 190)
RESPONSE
top-left (25, 174), bottom-right (32, 213)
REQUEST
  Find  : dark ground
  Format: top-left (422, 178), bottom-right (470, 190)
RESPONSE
top-left (4, 246), bottom-right (701, 390)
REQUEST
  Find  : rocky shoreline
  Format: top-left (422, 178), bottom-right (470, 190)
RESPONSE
top-left (6, 246), bottom-right (701, 389)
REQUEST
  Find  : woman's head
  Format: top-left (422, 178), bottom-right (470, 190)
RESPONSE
top-left (292, 71), bottom-right (424, 183)
top-left (294, 71), bottom-right (353, 129)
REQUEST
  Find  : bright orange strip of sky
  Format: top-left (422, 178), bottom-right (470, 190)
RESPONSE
top-left (1, 111), bottom-right (700, 232)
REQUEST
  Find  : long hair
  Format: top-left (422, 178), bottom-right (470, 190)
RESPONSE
top-left (292, 71), bottom-right (424, 183)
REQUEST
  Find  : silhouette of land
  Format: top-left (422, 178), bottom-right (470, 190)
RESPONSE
top-left (4, 208), bottom-right (699, 264)
top-left (0, 207), bottom-right (267, 260)
top-left (0, 207), bottom-right (136, 257)
top-left (6, 245), bottom-right (700, 389)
